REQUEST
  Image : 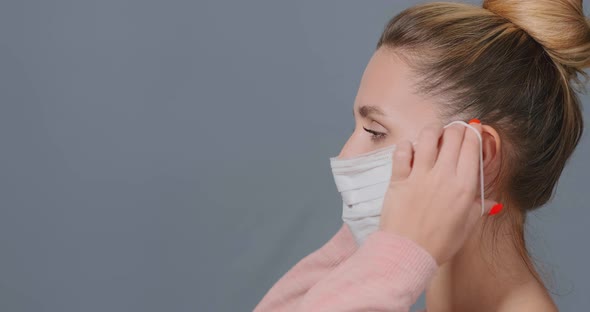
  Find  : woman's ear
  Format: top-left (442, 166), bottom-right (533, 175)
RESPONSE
top-left (480, 124), bottom-right (501, 175)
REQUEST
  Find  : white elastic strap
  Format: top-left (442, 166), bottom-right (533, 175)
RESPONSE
top-left (444, 121), bottom-right (485, 216)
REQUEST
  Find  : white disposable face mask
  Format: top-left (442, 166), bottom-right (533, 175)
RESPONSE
top-left (329, 120), bottom-right (484, 245)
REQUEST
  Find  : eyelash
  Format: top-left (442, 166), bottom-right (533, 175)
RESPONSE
top-left (362, 126), bottom-right (387, 142)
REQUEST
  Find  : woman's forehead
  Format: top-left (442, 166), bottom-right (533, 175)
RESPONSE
top-left (356, 51), bottom-right (422, 111)
top-left (354, 50), bottom-right (436, 119)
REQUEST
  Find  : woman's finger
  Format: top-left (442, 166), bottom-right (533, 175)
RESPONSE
top-left (412, 125), bottom-right (443, 174)
top-left (436, 124), bottom-right (466, 170)
top-left (456, 123), bottom-right (482, 183)
top-left (391, 140), bottom-right (413, 182)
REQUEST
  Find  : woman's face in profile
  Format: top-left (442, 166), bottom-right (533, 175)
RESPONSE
top-left (338, 48), bottom-right (441, 158)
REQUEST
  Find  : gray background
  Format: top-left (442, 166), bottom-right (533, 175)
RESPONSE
top-left (1, 0), bottom-right (589, 311)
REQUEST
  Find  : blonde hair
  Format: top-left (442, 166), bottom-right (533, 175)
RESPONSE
top-left (376, 0), bottom-right (590, 287)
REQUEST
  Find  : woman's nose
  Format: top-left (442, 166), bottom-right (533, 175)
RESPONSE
top-left (337, 133), bottom-right (370, 159)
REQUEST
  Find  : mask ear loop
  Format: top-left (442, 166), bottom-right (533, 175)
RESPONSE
top-left (444, 121), bottom-right (485, 216)
top-left (412, 121), bottom-right (486, 216)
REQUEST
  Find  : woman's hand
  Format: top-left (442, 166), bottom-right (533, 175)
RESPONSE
top-left (378, 122), bottom-right (497, 265)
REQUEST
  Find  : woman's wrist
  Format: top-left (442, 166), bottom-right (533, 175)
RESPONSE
top-left (318, 223), bottom-right (358, 265)
top-left (358, 230), bottom-right (439, 287)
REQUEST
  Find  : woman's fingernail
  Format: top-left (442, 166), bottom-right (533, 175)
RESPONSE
top-left (468, 118), bottom-right (481, 124)
top-left (488, 203), bottom-right (503, 215)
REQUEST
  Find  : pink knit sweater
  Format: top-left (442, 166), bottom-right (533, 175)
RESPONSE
top-left (254, 223), bottom-right (439, 311)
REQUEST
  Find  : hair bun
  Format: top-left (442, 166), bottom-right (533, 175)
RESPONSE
top-left (484, 0), bottom-right (590, 71)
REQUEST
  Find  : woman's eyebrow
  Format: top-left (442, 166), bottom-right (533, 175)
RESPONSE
top-left (354, 105), bottom-right (386, 118)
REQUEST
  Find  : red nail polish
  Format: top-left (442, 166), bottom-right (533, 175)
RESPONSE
top-left (468, 118), bottom-right (481, 124)
top-left (488, 203), bottom-right (503, 215)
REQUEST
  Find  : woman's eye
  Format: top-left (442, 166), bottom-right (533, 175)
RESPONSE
top-left (363, 127), bottom-right (386, 142)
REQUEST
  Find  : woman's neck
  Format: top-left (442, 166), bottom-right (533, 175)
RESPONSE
top-left (424, 218), bottom-right (542, 312)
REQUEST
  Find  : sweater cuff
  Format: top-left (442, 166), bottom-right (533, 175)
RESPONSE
top-left (359, 230), bottom-right (439, 290)
top-left (317, 223), bottom-right (358, 266)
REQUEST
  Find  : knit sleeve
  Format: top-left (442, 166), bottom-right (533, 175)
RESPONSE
top-left (294, 230), bottom-right (439, 312)
top-left (253, 223), bottom-right (358, 312)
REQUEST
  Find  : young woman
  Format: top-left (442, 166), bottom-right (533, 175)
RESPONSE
top-left (254, 0), bottom-right (589, 311)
